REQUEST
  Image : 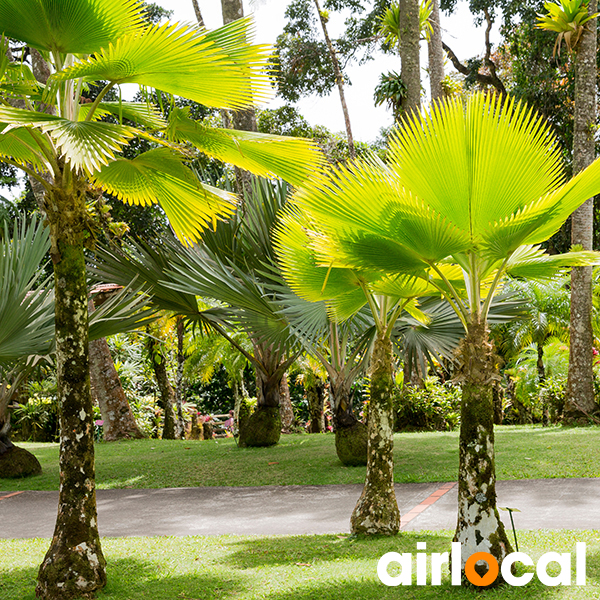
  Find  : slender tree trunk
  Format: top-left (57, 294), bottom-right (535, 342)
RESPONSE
top-left (175, 316), bottom-right (186, 435)
top-left (313, 0), bottom-right (356, 159)
top-left (307, 375), bottom-right (325, 433)
top-left (220, 0), bottom-right (259, 196)
top-left (146, 333), bottom-right (178, 440)
top-left (279, 373), bottom-right (294, 431)
top-left (427, 0), bottom-right (445, 101)
top-left (350, 333), bottom-right (400, 534)
top-left (36, 181), bottom-right (106, 599)
top-left (191, 0), bottom-right (205, 27)
top-left (567, 2), bottom-right (597, 420)
top-left (453, 320), bottom-right (512, 581)
top-left (330, 374), bottom-right (367, 465)
top-left (399, 0), bottom-right (421, 114)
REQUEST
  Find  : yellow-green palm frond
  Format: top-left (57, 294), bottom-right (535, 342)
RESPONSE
top-left (166, 108), bottom-right (324, 186)
top-left (387, 93), bottom-right (565, 239)
top-left (79, 101), bottom-right (166, 130)
top-left (0, 0), bottom-right (145, 54)
top-left (0, 126), bottom-right (51, 172)
top-left (53, 17), bottom-right (272, 110)
top-left (505, 244), bottom-right (600, 279)
top-left (0, 106), bottom-right (135, 174)
top-left (91, 148), bottom-right (236, 245)
top-left (292, 156), bottom-right (470, 274)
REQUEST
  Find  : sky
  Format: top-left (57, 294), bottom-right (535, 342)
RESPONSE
top-left (152, 0), bottom-right (502, 143)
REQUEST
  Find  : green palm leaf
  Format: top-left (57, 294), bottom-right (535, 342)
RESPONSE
top-left (386, 94), bottom-right (564, 239)
top-left (167, 108), bottom-right (324, 186)
top-left (0, 0), bottom-right (145, 54)
top-left (0, 126), bottom-right (50, 172)
top-left (0, 105), bottom-right (135, 173)
top-left (91, 148), bottom-right (236, 244)
top-left (53, 17), bottom-right (272, 110)
top-left (79, 101), bottom-right (166, 130)
top-left (505, 245), bottom-right (600, 279)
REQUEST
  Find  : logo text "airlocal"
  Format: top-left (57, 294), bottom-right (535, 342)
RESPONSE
top-left (378, 542), bottom-right (586, 587)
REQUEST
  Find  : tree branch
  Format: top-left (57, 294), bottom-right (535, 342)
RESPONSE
top-left (442, 41), bottom-right (506, 95)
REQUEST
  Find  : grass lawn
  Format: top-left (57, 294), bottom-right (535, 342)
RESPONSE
top-left (2, 425), bottom-right (600, 491)
top-left (1, 530), bottom-right (599, 599)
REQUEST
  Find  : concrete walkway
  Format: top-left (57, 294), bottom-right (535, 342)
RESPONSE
top-left (1, 478), bottom-right (599, 539)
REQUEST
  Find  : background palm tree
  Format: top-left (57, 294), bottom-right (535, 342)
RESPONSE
top-left (538, 0), bottom-right (599, 419)
top-left (0, 1), bottom-right (322, 596)
top-left (275, 92), bottom-right (600, 576)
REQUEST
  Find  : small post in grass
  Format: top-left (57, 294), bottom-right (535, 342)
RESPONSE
top-left (499, 506), bottom-right (520, 552)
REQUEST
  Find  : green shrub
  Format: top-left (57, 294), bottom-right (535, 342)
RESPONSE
top-left (394, 376), bottom-right (461, 432)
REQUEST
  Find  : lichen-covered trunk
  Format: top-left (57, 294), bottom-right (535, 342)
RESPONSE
top-left (89, 337), bottom-right (143, 441)
top-left (399, 0), bottom-right (421, 114)
top-left (454, 321), bottom-right (512, 582)
top-left (350, 334), bottom-right (400, 534)
top-left (567, 0), bottom-right (597, 419)
top-left (36, 185), bottom-right (106, 599)
top-left (427, 0), bottom-right (445, 101)
top-left (146, 335), bottom-right (178, 440)
top-left (307, 376), bottom-right (326, 433)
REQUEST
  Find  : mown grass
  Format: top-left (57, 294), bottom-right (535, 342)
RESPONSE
top-left (2, 425), bottom-right (600, 491)
top-left (1, 530), bottom-right (599, 600)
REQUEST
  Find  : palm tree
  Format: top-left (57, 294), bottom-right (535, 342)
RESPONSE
top-left (0, 2), bottom-right (322, 597)
top-left (275, 92), bottom-right (600, 577)
top-left (92, 180), bottom-right (303, 447)
top-left (537, 0), bottom-right (598, 420)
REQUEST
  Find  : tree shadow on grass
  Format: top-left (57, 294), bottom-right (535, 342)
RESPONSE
top-left (0, 557), bottom-right (250, 600)
top-left (221, 531), bottom-right (451, 569)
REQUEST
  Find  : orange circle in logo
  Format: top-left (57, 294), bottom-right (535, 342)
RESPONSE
top-left (464, 552), bottom-right (499, 586)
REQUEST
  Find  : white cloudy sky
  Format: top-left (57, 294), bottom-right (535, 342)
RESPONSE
top-left (154, 0), bottom-right (501, 143)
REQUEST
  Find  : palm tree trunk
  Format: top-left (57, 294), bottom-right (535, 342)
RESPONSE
top-left (279, 373), bottom-right (294, 431)
top-left (313, 0), bottom-right (356, 159)
top-left (36, 183), bottom-right (106, 600)
top-left (220, 0), bottom-right (258, 197)
top-left (175, 316), bottom-right (186, 435)
top-left (307, 375), bottom-right (325, 433)
top-left (453, 320), bottom-right (512, 581)
top-left (330, 374), bottom-right (367, 465)
top-left (350, 333), bottom-right (400, 534)
top-left (567, 0), bottom-right (597, 420)
top-left (190, 0), bottom-right (205, 27)
top-left (146, 333), bottom-right (178, 440)
top-left (399, 0), bottom-right (421, 114)
top-left (427, 0), bottom-right (445, 101)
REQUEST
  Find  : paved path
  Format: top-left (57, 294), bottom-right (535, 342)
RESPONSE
top-left (1, 478), bottom-right (599, 539)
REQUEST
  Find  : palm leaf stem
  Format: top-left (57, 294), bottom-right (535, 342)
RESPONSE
top-left (28, 127), bottom-right (58, 172)
top-left (385, 299), bottom-right (408, 340)
top-left (481, 256), bottom-right (510, 322)
top-left (85, 81), bottom-right (116, 122)
top-left (468, 253), bottom-right (480, 317)
top-left (361, 281), bottom-right (383, 333)
top-left (427, 262), bottom-right (469, 329)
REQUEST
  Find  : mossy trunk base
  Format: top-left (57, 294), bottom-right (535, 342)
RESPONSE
top-left (36, 182), bottom-right (106, 599)
top-left (350, 335), bottom-right (400, 535)
top-left (453, 321), bottom-right (512, 584)
top-left (335, 421), bottom-right (367, 466)
top-left (238, 406), bottom-right (281, 447)
top-left (0, 445), bottom-right (42, 478)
